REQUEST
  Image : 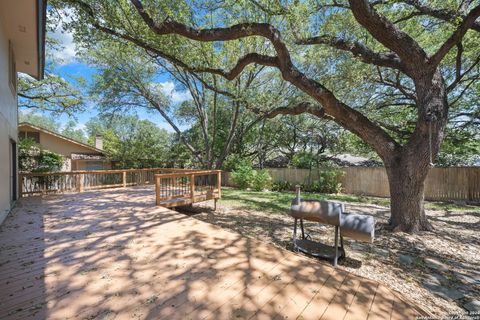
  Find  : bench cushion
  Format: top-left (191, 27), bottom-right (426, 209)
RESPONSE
top-left (290, 200), bottom-right (344, 226)
top-left (340, 213), bottom-right (375, 243)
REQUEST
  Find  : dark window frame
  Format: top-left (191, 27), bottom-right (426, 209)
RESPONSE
top-left (8, 41), bottom-right (17, 95)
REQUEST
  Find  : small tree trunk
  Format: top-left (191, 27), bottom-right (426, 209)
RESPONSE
top-left (386, 159), bottom-right (433, 233)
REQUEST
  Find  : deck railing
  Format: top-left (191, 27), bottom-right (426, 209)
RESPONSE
top-left (19, 168), bottom-right (194, 197)
top-left (155, 170), bottom-right (222, 207)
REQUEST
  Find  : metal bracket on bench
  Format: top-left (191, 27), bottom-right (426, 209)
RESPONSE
top-left (293, 218), bottom-right (345, 267)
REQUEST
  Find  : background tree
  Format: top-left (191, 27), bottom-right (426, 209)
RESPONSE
top-left (84, 40), bottom-right (298, 169)
top-left (56, 0), bottom-right (480, 232)
top-left (85, 114), bottom-right (170, 168)
top-left (19, 111), bottom-right (88, 142)
top-left (19, 111), bottom-right (60, 132)
top-left (61, 120), bottom-right (87, 142)
top-left (17, 16), bottom-right (85, 116)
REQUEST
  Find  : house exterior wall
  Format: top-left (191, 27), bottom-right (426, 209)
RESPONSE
top-left (0, 21), bottom-right (18, 224)
top-left (73, 160), bottom-right (112, 171)
top-left (19, 127), bottom-right (99, 156)
top-left (19, 126), bottom-right (112, 172)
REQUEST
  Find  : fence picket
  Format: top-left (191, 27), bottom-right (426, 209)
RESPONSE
top-left (223, 167), bottom-right (479, 201)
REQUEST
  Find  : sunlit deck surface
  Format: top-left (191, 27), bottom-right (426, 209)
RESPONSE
top-left (0, 186), bottom-right (426, 319)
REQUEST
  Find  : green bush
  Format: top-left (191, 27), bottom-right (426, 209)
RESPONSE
top-left (19, 138), bottom-right (64, 172)
top-left (290, 151), bottom-right (316, 169)
top-left (230, 163), bottom-right (272, 191)
top-left (251, 170), bottom-right (272, 191)
top-left (230, 163), bottom-right (254, 189)
top-left (301, 168), bottom-right (344, 193)
top-left (271, 180), bottom-right (293, 192)
top-left (223, 154), bottom-right (252, 172)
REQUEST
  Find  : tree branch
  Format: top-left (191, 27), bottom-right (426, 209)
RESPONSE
top-left (194, 53), bottom-right (280, 80)
top-left (348, 0), bottom-right (428, 73)
top-left (257, 102), bottom-right (326, 119)
top-left (69, 0), bottom-right (401, 157)
top-left (296, 35), bottom-right (405, 71)
top-left (428, 4), bottom-right (480, 68)
top-left (447, 53), bottom-right (480, 92)
top-left (398, 0), bottom-right (480, 33)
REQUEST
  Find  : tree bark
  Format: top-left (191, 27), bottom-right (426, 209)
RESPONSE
top-left (385, 156), bottom-right (433, 232)
top-left (383, 69), bottom-right (448, 233)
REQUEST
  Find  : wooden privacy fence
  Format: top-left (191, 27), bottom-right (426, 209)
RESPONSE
top-left (342, 167), bottom-right (480, 201)
top-left (223, 167), bottom-right (480, 201)
top-left (19, 168), bottom-right (196, 197)
top-left (155, 170), bottom-right (222, 208)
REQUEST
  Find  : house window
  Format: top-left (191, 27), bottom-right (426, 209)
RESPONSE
top-left (8, 41), bottom-right (17, 95)
top-left (19, 131), bottom-right (40, 143)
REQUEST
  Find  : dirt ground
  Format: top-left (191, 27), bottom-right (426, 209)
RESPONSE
top-left (180, 196), bottom-right (480, 317)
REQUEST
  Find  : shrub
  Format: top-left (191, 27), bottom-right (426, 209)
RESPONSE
top-left (223, 154), bottom-right (252, 172)
top-left (231, 163), bottom-right (272, 191)
top-left (271, 180), bottom-right (293, 192)
top-left (19, 138), bottom-right (63, 172)
top-left (230, 163), bottom-right (254, 189)
top-left (318, 168), bottom-right (344, 193)
top-left (251, 170), bottom-right (272, 191)
top-left (301, 168), bottom-right (344, 193)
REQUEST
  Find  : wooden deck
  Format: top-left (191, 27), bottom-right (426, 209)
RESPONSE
top-left (0, 186), bottom-right (426, 319)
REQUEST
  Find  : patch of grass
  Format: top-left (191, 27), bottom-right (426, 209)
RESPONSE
top-left (221, 188), bottom-right (389, 214)
top-left (220, 188), bottom-right (478, 214)
top-left (425, 202), bottom-right (479, 213)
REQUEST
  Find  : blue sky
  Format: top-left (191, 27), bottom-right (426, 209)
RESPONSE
top-left (34, 18), bottom-right (192, 133)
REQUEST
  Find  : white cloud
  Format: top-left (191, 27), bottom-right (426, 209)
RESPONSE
top-left (49, 9), bottom-right (78, 65)
top-left (75, 122), bottom-right (86, 131)
top-left (158, 81), bottom-right (192, 104)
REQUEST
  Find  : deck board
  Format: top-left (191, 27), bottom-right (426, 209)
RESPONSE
top-left (0, 185), bottom-right (425, 319)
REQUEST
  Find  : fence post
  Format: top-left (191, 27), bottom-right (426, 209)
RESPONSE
top-left (75, 174), bottom-right (84, 192)
top-left (217, 171), bottom-right (222, 198)
top-left (18, 174), bottom-right (23, 198)
top-left (190, 174), bottom-right (195, 202)
top-left (122, 171), bottom-right (127, 188)
top-left (155, 176), bottom-right (160, 206)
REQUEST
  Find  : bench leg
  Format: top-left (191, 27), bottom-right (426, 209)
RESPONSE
top-left (293, 218), bottom-right (298, 251)
top-left (334, 226), bottom-right (339, 267)
top-left (300, 219), bottom-right (305, 239)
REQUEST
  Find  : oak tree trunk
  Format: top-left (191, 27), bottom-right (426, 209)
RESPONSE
top-left (382, 70), bottom-right (447, 233)
top-left (386, 158), bottom-right (433, 232)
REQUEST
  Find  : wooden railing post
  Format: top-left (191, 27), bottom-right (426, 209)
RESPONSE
top-left (18, 173), bottom-right (23, 198)
top-left (76, 173), bottom-right (84, 192)
top-left (155, 176), bottom-right (160, 206)
top-left (190, 174), bottom-right (195, 202)
top-left (122, 171), bottom-right (126, 188)
top-left (217, 171), bottom-right (222, 198)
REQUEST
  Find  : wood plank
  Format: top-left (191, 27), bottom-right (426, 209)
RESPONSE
top-left (390, 295), bottom-right (420, 320)
top-left (296, 270), bottom-right (349, 320)
top-left (320, 274), bottom-right (362, 320)
top-left (344, 279), bottom-right (378, 320)
top-left (366, 284), bottom-right (395, 320)
top-left (257, 263), bottom-right (334, 320)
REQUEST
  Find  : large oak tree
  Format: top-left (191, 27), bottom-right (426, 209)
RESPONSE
top-left (56, 0), bottom-right (480, 233)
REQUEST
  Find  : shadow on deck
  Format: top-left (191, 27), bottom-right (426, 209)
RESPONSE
top-left (0, 185), bottom-right (426, 319)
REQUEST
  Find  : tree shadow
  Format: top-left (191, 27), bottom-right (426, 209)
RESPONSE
top-left (0, 185), bottom-right (425, 319)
